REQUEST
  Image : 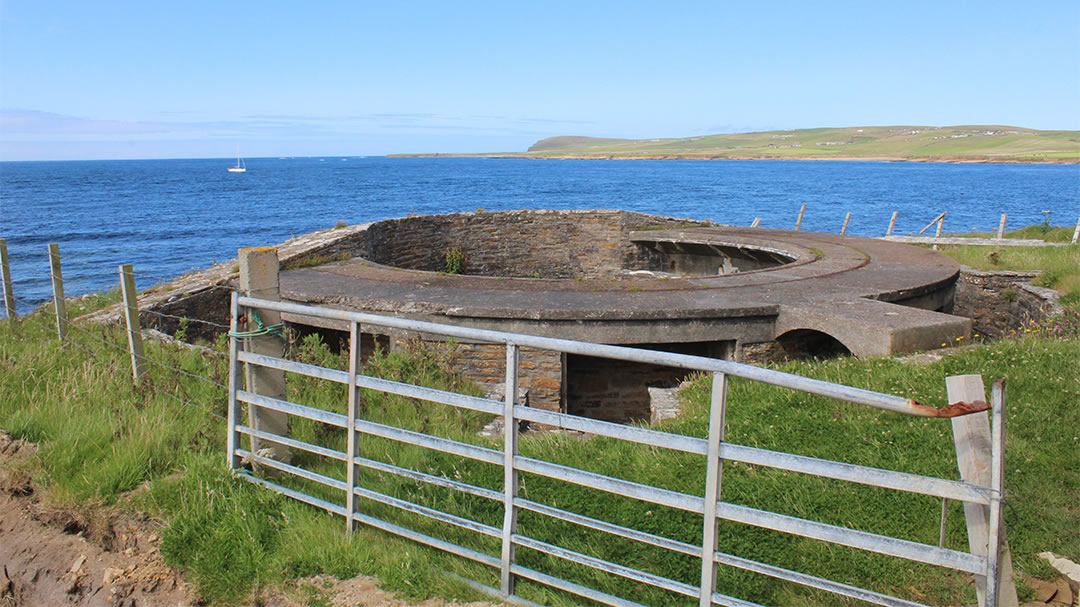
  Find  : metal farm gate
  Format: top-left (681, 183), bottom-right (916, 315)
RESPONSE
top-left (227, 293), bottom-right (1013, 607)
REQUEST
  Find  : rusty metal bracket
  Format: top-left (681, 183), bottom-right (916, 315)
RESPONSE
top-left (908, 399), bottom-right (990, 418)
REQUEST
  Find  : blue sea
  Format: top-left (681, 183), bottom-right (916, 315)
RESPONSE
top-left (1, 156), bottom-right (1078, 317)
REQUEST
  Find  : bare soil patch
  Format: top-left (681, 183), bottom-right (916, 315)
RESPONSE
top-left (0, 430), bottom-right (497, 607)
top-left (0, 430), bottom-right (195, 607)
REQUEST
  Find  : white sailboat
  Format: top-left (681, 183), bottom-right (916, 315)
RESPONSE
top-left (227, 149), bottom-right (246, 173)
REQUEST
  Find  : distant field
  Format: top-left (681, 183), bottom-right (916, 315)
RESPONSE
top-left (447, 126), bottom-right (1080, 163)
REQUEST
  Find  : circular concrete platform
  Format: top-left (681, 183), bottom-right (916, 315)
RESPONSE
top-left (280, 210), bottom-right (970, 357)
top-left (277, 210), bottom-right (971, 420)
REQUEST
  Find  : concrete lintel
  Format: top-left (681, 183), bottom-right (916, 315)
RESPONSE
top-left (776, 299), bottom-right (972, 357)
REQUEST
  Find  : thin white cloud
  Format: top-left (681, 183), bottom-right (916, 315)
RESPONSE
top-left (0, 110), bottom-right (209, 139)
top-left (0, 109), bottom-right (587, 146)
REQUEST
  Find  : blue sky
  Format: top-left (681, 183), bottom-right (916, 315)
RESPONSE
top-left (1, 1), bottom-right (1078, 160)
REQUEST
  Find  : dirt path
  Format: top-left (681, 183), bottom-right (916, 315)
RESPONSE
top-left (0, 430), bottom-right (194, 606)
top-left (0, 491), bottom-right (194, 606)
top-left (0, 431), bottom-right (497, 607)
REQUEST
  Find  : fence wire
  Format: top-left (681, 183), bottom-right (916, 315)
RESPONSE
top-left (141, 307), bottom-right (232, 330)
top-left (7, 294), bottom-right (227, 420)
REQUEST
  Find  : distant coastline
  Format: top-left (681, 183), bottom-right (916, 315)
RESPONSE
top-left (392, 153), bottom-right (1079, 164)
top-left (392, 125), bottom-right (1080, 164)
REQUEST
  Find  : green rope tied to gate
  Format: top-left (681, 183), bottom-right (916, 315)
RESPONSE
top-left (228, 309), bottom-right (284, 338)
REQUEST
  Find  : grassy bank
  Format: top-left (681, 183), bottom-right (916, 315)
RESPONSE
top-left (1, 296), bottom-right (1078, 605)
top-left (410, 126), bottom-right (1080, 162)
top-left (935, 225), bottom-right (1080, 309)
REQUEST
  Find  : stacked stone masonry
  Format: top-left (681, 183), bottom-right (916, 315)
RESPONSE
top-left (449, 342), bottom-right (564, 412)
top-left (362, 210), bottom-right (707, 279)
top-left (954, 269), bottom-right (1063, 338)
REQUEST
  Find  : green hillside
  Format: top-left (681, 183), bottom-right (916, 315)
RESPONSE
top-left (521, 126), bottom-right (1080, 162)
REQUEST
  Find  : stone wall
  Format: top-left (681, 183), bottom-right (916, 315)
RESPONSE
top-left (566, 355), bottom-right (689, 422)
top-left (565, 341), bottom-right (734, 422)
top-left (361, 210), bottom-right (706, 279)
top-left (737, 340), bottom-right (787, 364)
top-left (143, 286), bottom-right (232, 343)
top-left (954, 269), bottom-right (1063, 338)
top-left (427, 341), bottom-right (564, 412)
top-left (94, 210), bottom-right (705, 342)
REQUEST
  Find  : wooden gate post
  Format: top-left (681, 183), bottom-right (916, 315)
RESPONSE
top-left (239, 247), bottom-right (292, 463)
top-left (946, 375), bottom-right (1018, 607)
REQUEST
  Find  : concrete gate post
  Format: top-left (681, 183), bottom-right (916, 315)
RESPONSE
top-left (239, 247), bottom-right (292, 463)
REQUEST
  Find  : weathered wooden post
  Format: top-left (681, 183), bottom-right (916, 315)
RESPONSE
top-left (946, 375), bottom-right (1018, 607)
top-left (1072, 216), bottom-right (1079, 245)
top-left (48, 243), bottom-right (67, 341)
top-left (933, 214), bottom-right (945, 250)
top-left (996, 214), bottom-right (1007, 239)
top-left (918, 212), bottom-right (946, 236)
top-left (841, 212), bottom-right (852, 235)
top-left (0, 238), bottom-right (15, 319)
top-left (750, 217), bottom-right (761, 228)
top-left (794, 204), bottom-right (806, 231)
top-left (119, 264), bottom-right (146, 382)
top-left (886, 211), bottom-right (898, 237)
top-left (238, 247), bottom-right (292, 463)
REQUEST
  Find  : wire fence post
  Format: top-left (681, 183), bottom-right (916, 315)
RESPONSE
top-left (933, 214), bottom-right (945, 250)
top-left (996, 214), bottom-right (1007, 240)
top-left (119, 264), bottom-right (146, 382)
top-left (48, 243), bottom-right (67, 342)
top-left (238, 246), bottom-right (292, 464)
top-left (946, 375), bottom-right (1018, 607)
top-left (698, 371), bottom-right (728, 606)
top-left (346, 320), bottom-right (361, 535)
top-left (1, 239), bottom-right (15, 319)
top-left (840, 212), bottom-right (852, 235)
top-left (227, 292), bottom-right (242, 470)
top-left (750, 217), bottom-right (761, 228)
top-left (886, 211), bottom-right (898, 236)
top-left (500, 343), bottom-right (520, 597)
top-left (1072, 216), bottom-right (1079, 245)
top-left (794, 203), bottom-right (806, 231)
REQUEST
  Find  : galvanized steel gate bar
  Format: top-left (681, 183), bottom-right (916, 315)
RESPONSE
top-left (228, 294), bottom-right (1007, 607)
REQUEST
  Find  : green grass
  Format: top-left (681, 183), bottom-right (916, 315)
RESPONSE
top-left (0, 302), bottom-right (495, 605)
top-left (281, 251), bottom-right (353, 271)
top-left (1, 297), bottom-right (1078, 605)
top-left (934, 226), bottom-right (1080, 309)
